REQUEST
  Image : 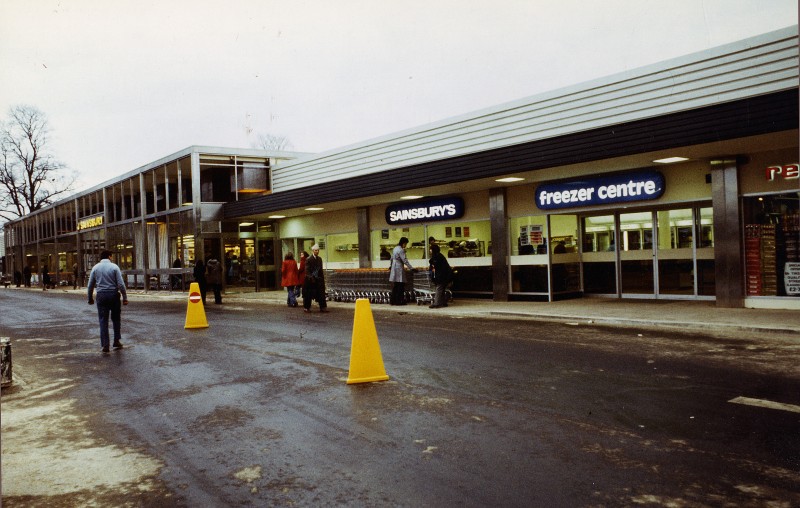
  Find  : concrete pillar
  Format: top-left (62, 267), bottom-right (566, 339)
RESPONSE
top-left (356, 207), bottom-right (371, 268)
top-left (711, 158), bottom-right (744, 308)
top-left (490, 187), bottom-right (509, 301)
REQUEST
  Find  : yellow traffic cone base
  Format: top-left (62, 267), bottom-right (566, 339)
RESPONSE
top-left (184, 282), bottom-right (209, 329)
top-left (347, 299), bottom-right (389, 384)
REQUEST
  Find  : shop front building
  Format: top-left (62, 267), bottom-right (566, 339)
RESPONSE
top-left (3, 147), bottom-right (304, 292)
top-left (221, 27), bottom-right (798, 310)
top-left (4, 27), bottom-right (798, 309)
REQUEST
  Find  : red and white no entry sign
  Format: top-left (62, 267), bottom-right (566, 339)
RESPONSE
top-left (189, 292), bottom-right (202, 304)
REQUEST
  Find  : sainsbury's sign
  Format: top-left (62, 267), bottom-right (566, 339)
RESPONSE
top-left (536, 171), bottom-right (665, 210)
top-left (385, 197), bottom-right (464, 225)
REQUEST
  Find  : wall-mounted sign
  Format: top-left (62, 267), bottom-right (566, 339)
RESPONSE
top-left (765, 164), bottom-right (799, 181)
top-left (385, 197), bottom-right (465, 225)
top-left (785, 262), bottom-right (800, 296)
top-left (520, 225), bottom-right (543, 246)
top-left (77, 214), bottom-right (104, 231)
top-left (535, 170), bottom-right (665, 210)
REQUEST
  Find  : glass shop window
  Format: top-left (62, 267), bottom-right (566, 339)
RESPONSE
top-left (742, 192), bottom-right (800, 297)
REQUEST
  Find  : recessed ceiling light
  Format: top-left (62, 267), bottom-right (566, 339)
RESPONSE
top-left (305, 207), bottom-right (324, 211)
top-left (400, 195), bottom-right (423, 200)
top-left (495, 177), bottom-right (525, 183)
top-left (653, 157), bottom-right (689, 164)
top-left (268, 215), bottom-right (286, 219)
top-left (239, 222), bottom-right (254, 227)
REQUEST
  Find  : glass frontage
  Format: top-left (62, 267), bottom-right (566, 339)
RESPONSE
top-left (742, 192), bottom-right (800, 297)
top-left (582, 214), bottom-right (617, 294)
top-left (370, 226), bottom-right (426, 265)
top-left (550, 214), bottom-right (580, 294)
top-left (620, 211), bottom-right (654, 295)
top-left (580, 207), bottom-right (713, 298)
top-left (200, 155), bottom-right (271, 203)
top-left (509, 215), bottom-right (548, 293)
top-left (656, 209), bottom-right (694, 295)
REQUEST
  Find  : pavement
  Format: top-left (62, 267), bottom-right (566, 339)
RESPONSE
top-left (5, 285), bottom-right (799, 339)
top-left (139, 287), bottom-right (800, 340)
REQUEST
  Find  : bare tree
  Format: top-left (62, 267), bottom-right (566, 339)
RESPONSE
top-left (252, 133), bottom-right (293, 152)
top-left (0, 105), bottom-right (76, 222)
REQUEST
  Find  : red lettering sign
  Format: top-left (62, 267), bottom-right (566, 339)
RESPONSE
top-left (766, 164), bottom-right (799, 181)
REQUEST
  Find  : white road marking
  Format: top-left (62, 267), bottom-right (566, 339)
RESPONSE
top-left (728, 396), bottom-right (800, 414)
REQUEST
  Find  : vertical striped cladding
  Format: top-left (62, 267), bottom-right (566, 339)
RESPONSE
top-left (272, 27), bottom-right (799, 193)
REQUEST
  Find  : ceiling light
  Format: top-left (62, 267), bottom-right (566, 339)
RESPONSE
top-left (305, 207), bottom-right (324, 211)
top-left (268, 215), bottom-right (286, 219)
top-left (653, 157), bottom-right (689, 164)
top-left (400, 195), bottom-right (423, 200)
top-left (495, 177), bottom-right (525, 183)
top-left (239, 222), bottom-right (254, 227)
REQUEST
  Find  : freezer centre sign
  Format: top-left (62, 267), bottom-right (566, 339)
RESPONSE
top-left (536, 171), bottom-right (665, 210)
top-left (386, 197), bottom-right (464, 225)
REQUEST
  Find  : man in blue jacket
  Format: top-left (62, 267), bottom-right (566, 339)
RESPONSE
top-left (87, 250), bottom-right (129, 353)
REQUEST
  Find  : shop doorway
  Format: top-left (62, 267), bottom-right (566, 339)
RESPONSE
top-left (222, 237), bottom-right (255, 287)
top-left (580, 206), bottom-right (713, 299)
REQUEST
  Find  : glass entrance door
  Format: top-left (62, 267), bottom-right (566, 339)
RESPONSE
top-left (620, 211), bottom-right (655, 296)
top-left (581, 214), bottom-right (617, 295)
top-left (656, 208), bottom-right (694, 295)
top-left (579, 206), bottom-right (713, 299)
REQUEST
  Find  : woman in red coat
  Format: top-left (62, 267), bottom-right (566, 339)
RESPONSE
top-left (281, 252), bottom-right (300, 307)
top-left (296, 251), bottom-right (308, 300)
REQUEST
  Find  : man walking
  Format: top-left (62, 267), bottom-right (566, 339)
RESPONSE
top-left (302, 244), bottom-right (328, 313)
top-left (87, 250), bottom-right (129, 353)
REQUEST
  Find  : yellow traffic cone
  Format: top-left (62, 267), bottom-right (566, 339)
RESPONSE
top-left (184, 282), bottom-right (209, 329)
top-left (347, 299), bottom-right (389, 384)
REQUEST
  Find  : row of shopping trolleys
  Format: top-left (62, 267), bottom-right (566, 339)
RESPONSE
top-left (324, 269), bottom-right (451, 306)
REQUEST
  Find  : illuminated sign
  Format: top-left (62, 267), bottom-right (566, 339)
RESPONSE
top-left (385, 197), bottom-right (465, 225)
top-left (766, 164), bottom-right (799, 181)
top-left (535, 171), bottom-right (665, 210)
top-left (77, 214), bottom-right (104, 231)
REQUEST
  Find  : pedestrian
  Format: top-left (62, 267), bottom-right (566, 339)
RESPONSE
top-left (206, 257), bottom-right (223, 304)
top-left (281, 252), bottom-right (300, 307)
top-left (41, 265), bottom-right (50, 291)
top-left (72, 262), bottom-right (80, 289)
top-left (389, 237), bottom-right (416, 305)
top-left (14, 270), bottom-right (22, 287)
top-left (193, 259), bottom-right (207, 304)
top-left (302, 245), bottom-right (328, 313)
top-left (86, 250), bottom-right (128, 354)
top-left (428, 243), bottom-right (453, 309)
top-left (23, 265), bottom-right (31, 287)
top-left (172, 255), bottom-right (183, 290)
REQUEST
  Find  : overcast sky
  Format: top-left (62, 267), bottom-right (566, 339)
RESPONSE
top-left (1, 0), bottom-right (797, 190)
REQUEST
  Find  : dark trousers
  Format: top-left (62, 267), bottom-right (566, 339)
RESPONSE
top-left (198, 281), bottom-right (208, 304)
top-left (209, 283), bottom-right (222, 304)
top-left (390, 282), bottom-right (406, 305)
top-left (96, 291), bottom-right (122, 348)
top-left (286, 286), bottom-right (298, 306)
top-left (433, 282), bottom-right (448, 307)
top-left (303, 279), bottom-right (327, 310)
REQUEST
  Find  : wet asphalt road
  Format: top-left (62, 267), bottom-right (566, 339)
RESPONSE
top-left (1, 288), bottom-right (799, 507)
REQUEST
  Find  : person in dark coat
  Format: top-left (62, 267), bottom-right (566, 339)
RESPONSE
top-left (302, 245), bottom-right (327, 313)
top-left (205, 257), bottom-right (223, 304)
top-left (41, 265), bottom-right (50, 291)
top-left (193, 259), bottom-right (207, 304)
top-left (172, 256), bottom-right (183, 290)
top-left (23, 265), bottom-right (31, 287)
top-left (428, 244), bottom-right (452, 309)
